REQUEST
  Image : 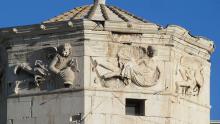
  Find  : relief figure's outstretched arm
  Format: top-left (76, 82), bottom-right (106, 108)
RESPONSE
top-left (49, 56), bottom-right (60, 74)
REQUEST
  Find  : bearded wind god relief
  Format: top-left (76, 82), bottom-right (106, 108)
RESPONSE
top-left (13, 43), bottom-right (79, 94)
top-left (91, 45), bottom-right (160, 88)
top-left (176, 56), bottom-right (204, 96)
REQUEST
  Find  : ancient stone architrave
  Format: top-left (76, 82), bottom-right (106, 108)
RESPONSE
top-left (13, 43), bottom-right (79, 94)
top-left (92, 45), bottom-right (160, 88)
top-left (111, 33), bottom-right (142, 43)
top-left (176, 56), bottom-right (204, 96)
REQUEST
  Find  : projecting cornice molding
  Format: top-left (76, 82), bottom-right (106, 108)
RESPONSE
top-left (0, 20), bottom-right (214, 56)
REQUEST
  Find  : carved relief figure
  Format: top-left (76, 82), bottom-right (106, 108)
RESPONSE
top-left (13, 60), bottom-right (49, 94)
top-left (49, 43), bottom-right (79, 88)
top-left (176, 56), bottom-right (204, 96)
top-left (14, 60), bottom-right (48, 85)
top-left (13, 43), bottom-right (79, 94)
top-left (92, 45), bottom-right (160, 88)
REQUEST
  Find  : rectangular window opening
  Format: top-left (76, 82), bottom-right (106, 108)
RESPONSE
top-left (125, 98), bottom-right (145, 116)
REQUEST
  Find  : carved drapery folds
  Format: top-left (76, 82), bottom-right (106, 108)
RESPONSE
top-left (176, 56), bottom-right (204, 96)
top-left (92, 45), bottom-right (160, 88)
top-left (13, 43), bottom-right (79, 94)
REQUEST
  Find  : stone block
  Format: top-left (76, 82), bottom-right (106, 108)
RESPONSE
top-left (31, 93), bottom-right (84, 118)
top-left (91, 96), bottom-right (113, 114)
top-left (7, 98), bottom-right (32, 120)
top-left (9, 118), bottom-right (36, 124)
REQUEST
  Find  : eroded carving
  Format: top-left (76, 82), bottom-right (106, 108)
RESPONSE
top-left (13, 43), bottom-right (79, 94)
top-left (176, 56), bottom-right (204, 96)
top-left (92, 45), bottom-right (160, 88)
top-left (14, 60), bottom-right (48, 86)
top-left (49, 43), bottom-right (79, 88)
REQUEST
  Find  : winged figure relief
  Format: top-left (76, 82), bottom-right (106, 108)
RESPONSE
top-left (13, 43), bottom-right (79, 94)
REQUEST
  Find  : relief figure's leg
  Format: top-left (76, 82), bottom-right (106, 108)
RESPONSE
top-left (102, 71), bottom-right (121, 79)
top-left (98, 61), bottom-right (119, 72)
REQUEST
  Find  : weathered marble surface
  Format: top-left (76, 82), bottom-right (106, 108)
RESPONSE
top-left (0, 1), bottom-right (214, 124)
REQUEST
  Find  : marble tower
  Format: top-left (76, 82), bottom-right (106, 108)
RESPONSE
top-left (0, 0), bottom-right (215, 124)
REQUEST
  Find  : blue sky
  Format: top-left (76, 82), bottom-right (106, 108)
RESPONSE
top-left (0, 0), bottom-right (219, 120)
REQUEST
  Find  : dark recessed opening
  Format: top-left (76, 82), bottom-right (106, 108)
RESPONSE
top-left (125, 98), bottom-right (145, 116)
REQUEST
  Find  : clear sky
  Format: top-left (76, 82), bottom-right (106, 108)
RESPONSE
top-left (0, 0), bottom-right (219, 120)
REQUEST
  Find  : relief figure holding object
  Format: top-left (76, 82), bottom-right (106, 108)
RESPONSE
top-left (49, 43), bottom-right (79, 88)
